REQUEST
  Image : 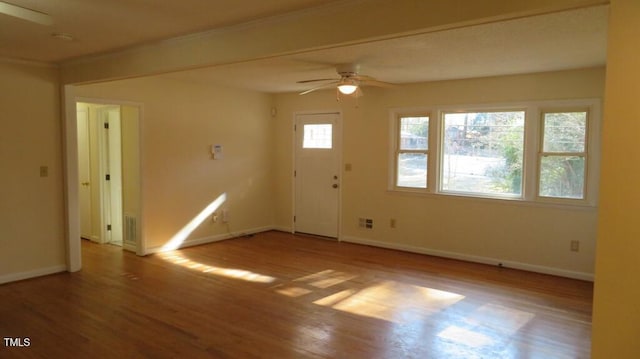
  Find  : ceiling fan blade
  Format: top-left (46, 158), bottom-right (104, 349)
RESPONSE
top-left (299, 81), bottom-right (338, 95)
top-left (351, 74), bottom-right (376, 81)
top-left (360, 79), bottom-right (396, 88)
top-left (297, 78), bottom-right (338, 84)
top-left (0, 1), bottom-right (53, 25)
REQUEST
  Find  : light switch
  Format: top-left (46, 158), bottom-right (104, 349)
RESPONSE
top-left (211, 144), bottom-right (223, 160)
top-left (39, 166), bottom-right (48, 177)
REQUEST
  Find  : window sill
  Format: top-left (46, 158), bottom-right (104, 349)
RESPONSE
top-left (387, 187), bottom-right (597, 211)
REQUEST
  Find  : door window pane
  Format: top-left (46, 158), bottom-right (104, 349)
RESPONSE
top-left (441, 111), bottom-right (525, 196)
top-left (303, 124), bottom-right (332, 149)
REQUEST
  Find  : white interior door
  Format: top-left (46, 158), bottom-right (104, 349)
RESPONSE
top-left (294, 113), bottom-right (341, 238)
top-left (76, 106), bottom-right (93, 239)
top-left (96, 106), bottom-right (124, 246)
top-left (106, 107), bottom-right (123, 245)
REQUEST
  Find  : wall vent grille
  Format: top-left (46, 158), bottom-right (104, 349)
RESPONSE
top-left (124, 214), bottom-right (137, 245)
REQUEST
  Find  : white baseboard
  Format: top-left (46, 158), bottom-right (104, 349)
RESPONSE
top-left (271, 225), bottom-right (293, 233)
top-left (342, 235), bottom-right (594, 282)
top-left (144, 225), bottom-right (276, 254)
top-left (0, 264), bottom-right (67, 285)
top-left (123, 242), bottom-right (137, 253)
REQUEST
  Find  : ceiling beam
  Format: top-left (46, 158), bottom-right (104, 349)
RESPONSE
top-left (60, 0), bottom-right (608, 85)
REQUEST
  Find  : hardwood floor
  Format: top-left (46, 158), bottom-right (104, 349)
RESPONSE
top-left (0, 231), bottom-right (592, 358)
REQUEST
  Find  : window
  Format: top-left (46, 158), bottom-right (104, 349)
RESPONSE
top-left (395, 116), bottom-right (429, 188)
top-left (303, 124), bottom-right (332, 149)
top-left (441, 111), bottom-right (524, 197)
top-left (390, 100), bottom-right (599, 205)
top-left (538, 111), bottom-right (588, 199)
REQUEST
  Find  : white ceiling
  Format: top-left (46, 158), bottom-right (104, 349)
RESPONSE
top-left (163, 5), bottom-right (608, 93)
top-left (0, 0), bottom-right (346, 62)
top-left (0, 1), bottom-right (608, 93)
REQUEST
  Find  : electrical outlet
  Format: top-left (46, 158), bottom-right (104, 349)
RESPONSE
top-left (358, 217), bottom-right (373, 229)
top-left (212, 212), bottom-right (218, 223)
top-left (570, 240), bottom-right (580, 252)
top-left (390, 218), bottom-right (396, 228)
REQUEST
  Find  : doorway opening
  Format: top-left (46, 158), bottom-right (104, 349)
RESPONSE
top-left (76, 101), bottom-right (141, 253)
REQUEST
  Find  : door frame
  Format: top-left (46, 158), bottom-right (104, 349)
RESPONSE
top-left (63, 85), bottom-right (145, 272)
top-left (76, 103), bottom-right (125, 246)
top-left (291, 110), bottom-right (343, 240)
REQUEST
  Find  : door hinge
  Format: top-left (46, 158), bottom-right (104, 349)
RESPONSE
top-left (107, 224), bottom-right (112, 231)
top-left (104, 122), bottom-right (110, 129)
top-left (293, 215), bottom-right (296, 223)
top-left (294, 124), bottom-right (297, 131)
top-left (294, 170), bottom-right (296, 177)
top-left (105, 174), bottom-right (111, 181)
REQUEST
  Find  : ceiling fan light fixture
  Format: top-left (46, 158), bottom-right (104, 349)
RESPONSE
top-left (337, 79), bottom-right (358, 95)
top-left (337, 84), bottom-right (357, 95)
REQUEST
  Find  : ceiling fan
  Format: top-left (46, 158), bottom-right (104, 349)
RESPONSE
top-left (297, 64), bottom-right (394, 96)
top-left (0, 1), bottom-right (53, 25)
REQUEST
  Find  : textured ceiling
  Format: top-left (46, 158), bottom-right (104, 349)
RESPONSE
top-left (0, 0), bottom-right (346, 62)
top-left (162, 6), bottom-right (608, 93)
top-left (0, 1), bottom-right (608, 93)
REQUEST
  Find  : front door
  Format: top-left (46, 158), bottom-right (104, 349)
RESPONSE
top-left (294, 113), bottom-right (341, 238)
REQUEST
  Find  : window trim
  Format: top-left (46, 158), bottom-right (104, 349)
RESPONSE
top-left (388, 99), bottom-right (601, 207)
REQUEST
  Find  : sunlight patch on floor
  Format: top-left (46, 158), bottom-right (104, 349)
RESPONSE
top-left (160, 253), bottom-right (276, 283)
top-left (438, 326), bottom-right (495, 348)
top-left (273, 286), bottom-right (313, 297)
top-left (437, 303), bottom-right (535, 349)
top-left (315, 281), bottom-right (464, 323)
top-left (273, 269), bottom-right (465, 324)
top-left (294, 269), bottom-right (358, 289)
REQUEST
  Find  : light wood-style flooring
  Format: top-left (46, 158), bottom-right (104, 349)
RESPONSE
top-left (0, 231), bottom-right (592, 358)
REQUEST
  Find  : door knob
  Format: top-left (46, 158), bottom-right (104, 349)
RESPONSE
top-left (81, 182), bottom-right (90, 186)
top-left (332, 184), bottom-right (339, 188)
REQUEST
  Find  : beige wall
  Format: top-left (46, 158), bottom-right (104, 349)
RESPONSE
top-left (0, 60), bottom-right (66, 283)
top-left (592, 0), bottom-right (640, 357)
top-left (274, 67), bottom-right (605, 279)
top-left (76, 76), bottom-right (275, 252)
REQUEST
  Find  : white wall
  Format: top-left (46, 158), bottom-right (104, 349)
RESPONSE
top-left (274, 67), bottom-right (605, 279)
top-left (0, 60), bottom-right (66, 283)
top-left (75, 76), bottom-right (276, 252)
